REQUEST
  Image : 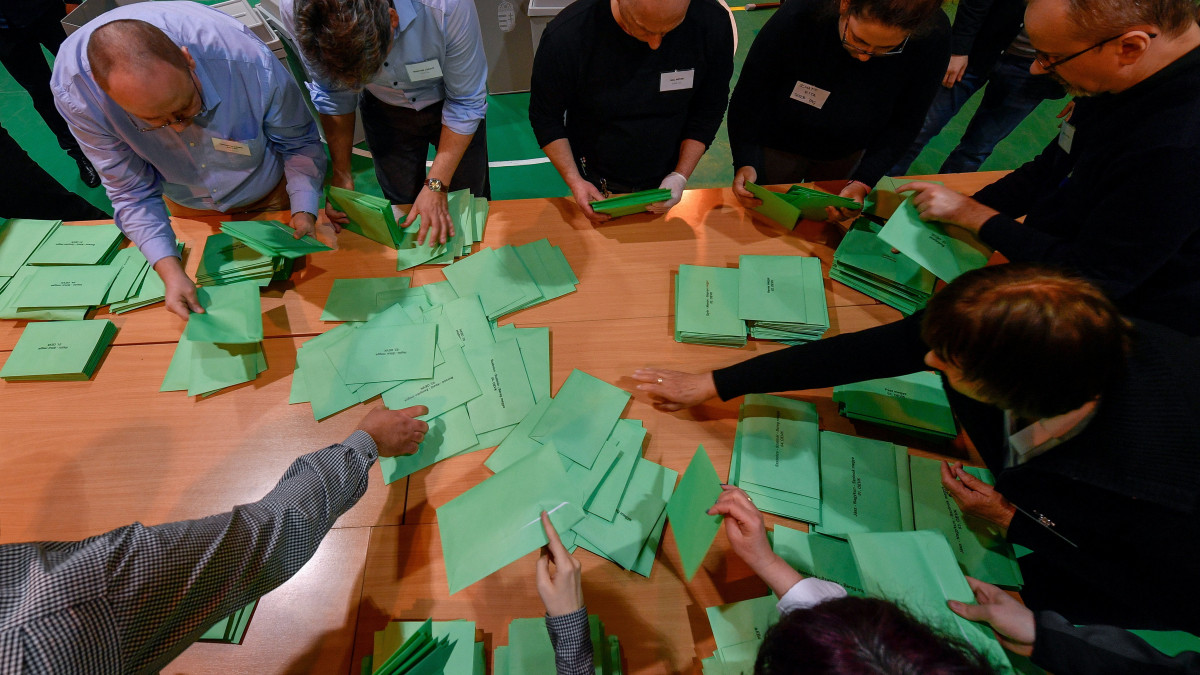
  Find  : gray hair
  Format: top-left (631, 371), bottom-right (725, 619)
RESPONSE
top-left (87, 19), bottom-right (190, 90)
top-left (294, 0), bottom-right (391, 89)
top-left (1062, 0), bottom-right (1198, 41)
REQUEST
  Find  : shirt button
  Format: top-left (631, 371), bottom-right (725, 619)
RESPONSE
top-left (201, 164), bottom-right (206, 168)
top-left (411, 97), bottom-right (416, 102)
top-left (393, 82), bottom-right (399, 86)
top-left (189, 142), bottom-right (195, 147)
top-left (384, 62), bottom-right (389, 66)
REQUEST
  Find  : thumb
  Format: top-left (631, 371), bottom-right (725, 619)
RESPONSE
top-left (187, 292), bottom-right (204, 314)
top-left (947, 599), bottom-right (988, 623)
top-left (293, 227), bottom-right (305, 239)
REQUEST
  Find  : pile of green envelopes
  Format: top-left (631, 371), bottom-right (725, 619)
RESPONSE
top-left (700, 593), bottom-right (779, 673)
top-left (220, 220), bottom-right (332, 259)
top-left (0, 220), bottom-right (63, 294)
top-left (832, 371), bottom-right (956, 440)
top-left (198, 600), bottom-right (257, 645)
top-left (738, 255), bottom-right (829, 344)
top-left (0, 319), bottom-right (117, 381)
top-left (363, 619), bottom-right (484, 675)
top-left (730, 394), bottom-right (822, 523)
top-left (495, 615), bottom-right (623, 674)
top-left (744, 182), bottom-right (862, 230)
top-left (589, 189), bottom-right (671, 218)
top-left (161, 282), bottom-right (267, 396)
top-left (830, 219), bottom-right (936, 315)
top-left (674, 264), bottom-right (747, 347)
top-left (441, 240), bottom-right (578, 320)
top-left (877, 194), bottom-right (992, 283)
top-left (196, 233), bottom-right (295, 287)
top-left (25, 221), bottom-right (124, 265)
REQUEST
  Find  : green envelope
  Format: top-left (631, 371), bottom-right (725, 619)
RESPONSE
top-left (667, 445), bottom-right (724, 581)
top-left (589, 188), bottom-right (672, 217)
top-left (733, 394), bottom-right (821, 523)
top-left (832, 371), bottom-right (956, 439)
top-left (378, 405), bottom-right (481, 484)
top-left (483, 397), bottom-right (552, 473)
top-left (422, 280), bottom-right (459, 305)
top-left (706, 594), bottom-right (780, 652)
top-left (530, 369), bottom-right (630, 469)
top-left (1, 319), bottom-right (117, 381)
top-left (783, 184), bottom-right (863, 221)
top-left (493, 324), bottom-right (550, 402)
top-left (327, 185), bottom-right (404, 249)
top-left (220, 220), bottom-right (332, 259)
top-left (745, 182), bottom-right (802, 230)
top-left (440, 294), bottom-right (495, 351)
top-left (585, 419), bottom-right (646, 521)
top-left (381, 345), bottom-right (482, 419)
top-left (848, 531), bottom-right (1013, 672)
top-left (320, 277), bottom-right (418, 322)
top-left (442, 248), bottom-right (528, 320)
top-left (772, 525), bottom-right (866, 595)
top-left (877, 198), bottom-right (991, 283)
top-left (463, 338), bottom-right (536, 433)
top-left (815, 431), bottom-right (913, 537)
top-left (0, 218), bottom-right (59, 276)
top-left (372, 620), bottom-right (478, 675)
top-left (573, 487), bottom-right (667, 570)
top-left (675, 265), bottom-right (747, 348)
top-left (737, 255), bottom-right (829, 343)
top-left (333, 323), bottom-right (437, 385)
top-left (511, 239), bottom-right (578, 303)
top-left (161, 338), bottom-right (264, 397)
top-left (830, 224), bottom-right (936, 315)
top-left (26, 222), bottom-right (123, 265)
top-left (102, 247), bottom-right (147, 305)
top-left (576, 457), bottom-right (677, 578)
top-left (183, 282), bottom-right (264, 344)
top-left (436, 442), bottom-right (586, 593)
top-left (15, 264), bottom-right (120, 308)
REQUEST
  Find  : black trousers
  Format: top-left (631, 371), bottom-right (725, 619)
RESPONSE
top-left (0, 6), bottom-right (82, 156)
top-left (358, 91), bottom-right (490, 204)
top-left (0, 122), bottom-right (108, 221)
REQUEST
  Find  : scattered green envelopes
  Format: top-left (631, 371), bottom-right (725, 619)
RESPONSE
top-left (220, 220), bottom-right (332, 259)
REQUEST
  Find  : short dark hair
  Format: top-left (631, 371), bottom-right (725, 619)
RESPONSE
top-left (845, 0), bottom-right (945, 33)
top-left (87, 19), bottom-right (190, 91)
top-left (755, 596), bottom-right (997, 675)
top-left (294, 0), bottom-right (392, 90)
top-left (921, 264), bottom-right (1133, 420)
top-left (1062, 0), bottom-right (1198, 41)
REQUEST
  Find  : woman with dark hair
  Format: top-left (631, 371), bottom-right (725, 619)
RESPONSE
top-left (727, 0), bottom-right (950, 218)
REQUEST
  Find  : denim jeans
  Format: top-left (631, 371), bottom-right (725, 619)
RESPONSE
top-left (890, 54), bottom-right (1065, 175)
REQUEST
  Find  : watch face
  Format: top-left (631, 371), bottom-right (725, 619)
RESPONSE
top-left (425, 178), bottom-right (445, 192)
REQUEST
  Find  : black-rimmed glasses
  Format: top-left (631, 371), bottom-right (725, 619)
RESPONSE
top-left (841, 19), bottom-right (909, 58)
top-left (1034, 32), bottom-right (1157, 71)
top-left (132, 71), bottom-right (208, 132)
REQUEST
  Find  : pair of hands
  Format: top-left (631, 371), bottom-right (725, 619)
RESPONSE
top-left (325, 173), bottom-right (454, 247)
top-left (570, 172), bottom-right (688, 225)
top-left (732, 167), bottom-right (870, 222)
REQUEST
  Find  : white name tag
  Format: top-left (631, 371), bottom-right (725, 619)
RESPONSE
top-left (405, 59), bottom-right (443, 81)
top-left (1058, 121), bottom-right (1076, 154)
top-left (790, 80), bottom-right (831, 109)
top-left (211, 138), bottom-right (252, 156)
top-left (659, 69), bottom-right (695, 92)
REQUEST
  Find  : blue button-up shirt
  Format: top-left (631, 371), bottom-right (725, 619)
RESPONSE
top-left (278, 0), bottom-right (487, 136)
top-left (50, 2), bottom-right (326, 268)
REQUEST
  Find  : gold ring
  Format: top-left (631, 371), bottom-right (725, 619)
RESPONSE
top-left (657, 377), bottom-right (663, 384)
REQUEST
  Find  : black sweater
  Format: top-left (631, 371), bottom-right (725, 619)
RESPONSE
top-left (974, 44), bottom-right (1200, 336)
top-left (713, 314), bottom-right (1200, 631)
top-left (528, 0), bottom-right (734, 191)
top-left (726, 0), bottom-right (950, 186)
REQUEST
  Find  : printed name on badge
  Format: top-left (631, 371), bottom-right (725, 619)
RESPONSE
top-left (1058, 122), bottom-right (1076, 154)
top-left (406, 59), bottom-right (444, 81)
top-left (789, 80), bottom-right (831, 109)
top-left (211, 138), bottom-right (252, 156)
top-left (660, 69), bottom-right (696, 92)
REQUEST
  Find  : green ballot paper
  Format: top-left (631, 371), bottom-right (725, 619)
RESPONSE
top-left (436, 442), bottom-right (586, 593)
top-left (320, 277), bottom-right (418, 321)
top-left (589, 188), bottom-right (672, 217)
top-left (327, 185), bottom-right (404, 248)
top-left (784, 184), bottom-right (862, 220)
top-left (833, 371), bottom-right (956, 439)
top-left (877, 198), bottom-right (991, 283)
top-left (220, 220), bottom-right (332, 259)
top-left (744, 181), bottom-right (802, 230)
top-left (731, 394), bottom-right (822, 524)
top-left (26, 222), bottom-right (123, 265)
top-left (772, 525), bottom-right (866, 595)
top-left (15, 264), bottom-right (119, 309)
top-left (183, 282), bottom-right (264, 344)
top-left (675, 265), bottom-right (747, 347)
top-left (0, 218), bottom-right (59, 276)
top-left (667, 445), bottom-right (724, 581)
top-left (529, 369), bottom-right (630, 469)
top-left (815, 431), bottom-right (914, 537)
top-left (1, 319), bottom-right (117, 381)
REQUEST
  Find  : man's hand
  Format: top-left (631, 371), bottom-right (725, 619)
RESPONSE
top-left (949, 576), bottom-right (1036, 656)
top-left (943, 54), bottom-right (969, 88)
top-left (732, 166), bottom-right (761, 208)
top-left (632, 368), bottom-right (718, 412)
top-left (896, 181), bottom-right (999, 235)
top-left (289, 211), bottom-right (318, 239)
top-left (405, 184), bottom-right (454, 246)
top-left (153, 256), bottom-right (202, 319)
top-left (536, 511), bottom-right (585, 617)
top-left (568, 178), bottom-right (610, 226)
top-left (648, 171), bottom-right (687, 214)
top-left (324, 171), bottom-right (353, 227)
top-left (827, 180), bottom-right (870, 221)
top-left (941, 462), bottom-right (1016, 530)
top-left (356, 405), bottom-right (430, 457)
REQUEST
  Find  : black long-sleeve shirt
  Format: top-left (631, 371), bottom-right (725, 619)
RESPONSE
top-left (726, 0), bottom-right (949, 187)
top-left (528, 0), bottom-right (734, 191)
top-left (1033, 612), bottom-right (1200, 674)
top-left (973, 43), bottom-right (1200, 336)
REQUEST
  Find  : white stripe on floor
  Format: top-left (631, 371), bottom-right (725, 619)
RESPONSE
top-left (349, 147), bottom-right (551, 169)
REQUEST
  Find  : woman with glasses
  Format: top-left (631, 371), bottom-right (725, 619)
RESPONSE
top-left (727, 0), bottom-right (949, 217)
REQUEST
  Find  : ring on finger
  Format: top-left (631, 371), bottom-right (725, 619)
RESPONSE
top-left (657, 377), bottom-right (664, 384)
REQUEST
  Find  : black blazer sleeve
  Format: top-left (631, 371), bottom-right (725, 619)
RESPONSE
top-left (1032, 611), bottom-right (1200, 674)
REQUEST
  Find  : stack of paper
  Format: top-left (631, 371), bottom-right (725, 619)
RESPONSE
top-left (772, 524), bottom-right (866, 595)
top-left (198, 600), bottom-right (257, 645)
top-left (877, 196), bottom-right (991, 283)
top-left (442, 240), bottom-right (578, 320)
top-left (744, 182), bottom-right (801, 230)
top-left (395, 190), bottom-right (490, 271)
top-left (0, 319), bottom-right (117, 381)
top-left (161, 282), bottom-right (268, 397)
top-left (107, 243), bottom-right (185, 313)
top-left (737, 255), bottom-right (829, 344)
top-left (830, 219), bottom-right (935, 315)
top-left (220, 220), bottom-right (332, 259)
top-left (196, 233), bottom-right (293, 287)
top-left (327, 185), bottom-right (404, 248)
top-left (6, 264), bottom-right (119, 318)
top-left (730, 394), bottom-right (822, 523)
top-left (700, 594), bottom-right (779, 674)
top-left (783, 184), bottom-right (862, 220)
top-left (0, 219), bottom-right (60, 280)
top-left (495, 615), bottom-right (622, 675)
top-left (589, 189), bottom-right (671, 218)
top-left (25, 222), bottom-right (123, 265)
top-left (832, 371), bottom-right (956, 440)
top-left (363, 619), bottom-right (483, 675)
top-left (674, 265), bottom-right (746, 347)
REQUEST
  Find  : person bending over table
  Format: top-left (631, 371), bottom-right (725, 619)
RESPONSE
top-left (529, 0), bottom-right (735, 224)
top-left (0, 405), bottom-right (428, 673)
top-left (634, 264), bottom-right (1200, 632)
top-left (50, 2), bottom-right (328, 320)
top-left (895, 0), bottom-right (1200, 335)
top-left (728, 0), bottom-right (949, 220)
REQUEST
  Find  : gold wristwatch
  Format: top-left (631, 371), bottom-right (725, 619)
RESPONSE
top-left (423, 177), bottom-right (445, 193)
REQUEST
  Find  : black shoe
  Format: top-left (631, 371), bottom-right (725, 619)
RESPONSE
top-left (75, 154), bottom-right (101, 188)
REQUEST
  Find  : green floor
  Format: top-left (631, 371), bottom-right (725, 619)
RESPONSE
top-left (1, 5), bottom-right (1066, 214)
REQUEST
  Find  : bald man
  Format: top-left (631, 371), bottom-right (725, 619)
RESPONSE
top-left (529, 0), bottom-right (734, 224)
top-left (50, 2), bottom-right (326, 319)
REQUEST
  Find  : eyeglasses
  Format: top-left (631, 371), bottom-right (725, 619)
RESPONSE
top-left (1034, 31), bottom-right (1157, 71)
top-left (132, 71), bottom-right (208, 132)
top-left (841, 18), bottom-right (908, 58)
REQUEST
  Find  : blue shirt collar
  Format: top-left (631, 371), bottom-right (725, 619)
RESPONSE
top-left (392, 0), bottom-right (418, 33)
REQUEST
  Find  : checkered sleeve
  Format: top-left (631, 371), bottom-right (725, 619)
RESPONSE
top-left (545, 607), bottom-right (593, 675)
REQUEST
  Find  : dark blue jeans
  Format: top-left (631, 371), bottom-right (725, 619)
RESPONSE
top-left (890, 54), bottom-right (1065, 175)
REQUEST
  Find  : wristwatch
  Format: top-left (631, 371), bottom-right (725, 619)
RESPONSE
top-left (423, 177), bottom-right (445, 193)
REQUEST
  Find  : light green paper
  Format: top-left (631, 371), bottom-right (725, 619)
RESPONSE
top-left (381, 345), bottom-right (482, 419)
top-left (483, 397), bottom-right (552, 473)
top-left (442, 248), bottom-right (526, 320)
top-left (441, 294), bottom-right (495, 351)
top-left (0, 218), bottom-right (58, 276)
top-left (336, 323), bottom-right (437, 385)
top-left (327, 185), bottom-right (403, 248)
top-left (734, 394), bottom-right (821, 510)
top-left (572, 486), bottom-right (666, 569)
top-left (666, 445), bottom-right (724, 581)
top-left (1, 319), bottom-right (116, 381)
top-left (877, 198), bottom-right (991, 283)
top-left (675, 265), bottom-right (746, 347)
top-left (462, 338), bottom-right (536, 433)
top-left (26, 222), bottom-right (122, 265)
top-left (833, 371), bottom-right (956, 439)
top-left (494, 324), bottom-right (550, 402)
top-left (706, 594), bottom-right (779, 650)
top-left (320, 277), bottom-right (417, 322)
top-left (745, 182), bottom-right (802, 230)
top-left (772, 525), bottom-right (866, 595)
top-left (15, 264), bottom-right (120, 308)
top-left (183, 282), bottom-right (264, 344)
top-left (529, 369), bottom-right (629, 469)
top-left (585, 419), bottom-right (646, 521)
top-left (815, 431), bottom-right (913, 537)
top-left (783, 184), bottom-right (862, 221)
top-left (378, 405), bottom-right (481, 484)
top-left (220, 220), bottom-right (332, 259)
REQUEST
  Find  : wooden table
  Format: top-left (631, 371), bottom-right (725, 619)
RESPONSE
top-left (0, 173), bottom-right (1004, 674)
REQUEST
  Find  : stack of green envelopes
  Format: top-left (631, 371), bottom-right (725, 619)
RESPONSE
top-left (198, 600), bottom-right (257, 645)
top-left (0, 219), bottom-right (60, 282)
top-left (700, 594), bottom-right (779, 674)
top-left (25, 222), bottom-right (124, 265)
top-left (441, 240), bottom-right (578, 320)
top-left (772, 524), bottom-right (866, 595)
top-left (744, 181), bottom-right (801, 230)
top-left (877, 196), bottom-right (991, 283)
top-left (0, 319), bottom-right (117, 381)
top-left (495, 615), bottom-right (622, 675)
top-left (107, 243), bottom-right (186, 314)
top-left (674, 264), bottom-right (747, 347)
top-left (783, 184), bottom-right (862, 220)
top-left (738, 255), bottom-right (829, 344)
top-left (832, 371), bottom-right (956, 440)
top-left (196, 233), bottom-right (293, 287)
top-left (830, 219), bottom-right (935, 315)
top-left (589, 188), bottom-right (671, 218)
top-left (730, 394), bottom-right (822, 523)
top-left (4, 264), bottom-right (119, 320)
top-left (220, 220), bottom-right (332, 259)
top-left (363, 619), bottom-right (484, 675)
top-left (395, 190), bottom-right (490, 271)
top-left (327, 185), bottom-right (404, 248)
top-left (161, 282), bottom-right (268, 396)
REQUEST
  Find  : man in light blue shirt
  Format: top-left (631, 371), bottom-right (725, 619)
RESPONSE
top-left (279, 0), bottom-right (488, 247)
top-left (51, 2), bottom-right (326, 318)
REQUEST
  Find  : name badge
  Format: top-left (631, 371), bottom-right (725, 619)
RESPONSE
top-left (1058, 121), bottom-right (1076, 154)
top-left (790, 80), bottom-right (831, 109)
top-left (405, 59), bottom-right (443, 81)
top-left (211, 138), bottom-right (252, 156)
top-left (659, 69), bottom-right (695, 92)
